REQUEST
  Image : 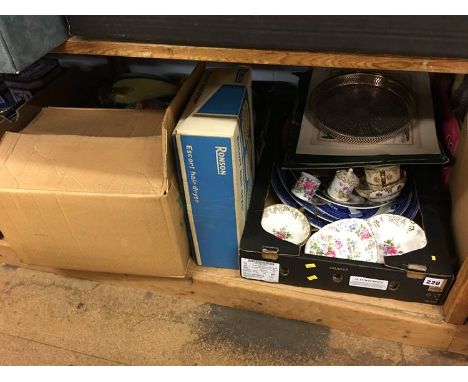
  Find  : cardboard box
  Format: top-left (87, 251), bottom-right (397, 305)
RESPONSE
top-left (239, 99), bottom-right (455, 305)
top-left (450, 115), bottom-right (468, 263)
top-left (174, 67), bottom-right (254, 269)
top-left (0, 63), bottom-right (205, 277)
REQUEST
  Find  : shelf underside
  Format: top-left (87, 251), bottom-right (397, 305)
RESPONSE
top-left (53, 37), bottom-right (468, 74)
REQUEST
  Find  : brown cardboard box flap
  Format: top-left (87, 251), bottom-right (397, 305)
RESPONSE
top-left (0, 108), bottom-right (166, 195)
top-left (161, 62), bottom-right (205, 189)
top-left (0, 130), bottom-right (164, 195)
top-left (0, 62), bottom-right (206, 196)
top-left (22, 107), bottom-right (165, 137)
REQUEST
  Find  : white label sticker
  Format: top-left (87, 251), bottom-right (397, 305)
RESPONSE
top-left (241, 258), bottom-right (279, 283)
top-left (423, 277), bottom-right (446, 288)
top-left (349, 276), bottom-right (388, 290)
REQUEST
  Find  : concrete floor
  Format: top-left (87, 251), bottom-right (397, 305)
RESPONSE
top-left (0, 264), bottom-right (467, 366)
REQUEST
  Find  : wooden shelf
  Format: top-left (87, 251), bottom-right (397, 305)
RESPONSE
top-left (53, 37), bottom-right (468, 74)
top-left (46, 37), bottom-right (468, 353)
top-left (0, 241), bottom-right (465, 354)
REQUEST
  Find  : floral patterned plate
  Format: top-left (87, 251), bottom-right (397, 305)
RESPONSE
top-left (367, 214), bottom-right (427, 262)
top-left (304, 219), bottom-right (380, 263)
top-left (261, 204), bottom-right (311, 245)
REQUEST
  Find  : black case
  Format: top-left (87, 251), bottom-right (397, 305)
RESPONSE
top-left (239, 83), bottom-right (455, 305)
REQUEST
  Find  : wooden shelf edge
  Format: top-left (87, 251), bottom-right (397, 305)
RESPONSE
top-left (448, 324), bottom-right (468, 355)
top-left (443, 259), bottom-right (468, 324)
top-left (52, 37), bottom-right (468, 74)
top-left (1, 250), bottom-right (464, 354)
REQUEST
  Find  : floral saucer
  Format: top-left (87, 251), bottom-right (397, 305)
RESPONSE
top-left (261, 204), bottom-right (311, 245)
top-left (304, 219), bottom-right (380, 263)
top-left (364, 191), bottom-right (402, 203)
top-left (367, 214), bottom-right (427, 262)
top-left (315, 181), bottom-right (393, 209)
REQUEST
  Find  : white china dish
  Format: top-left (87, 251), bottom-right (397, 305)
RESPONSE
top-left (304, 219), bottom-right (380, 263)
top-left (367, 214), bottom-right (427, 262)
top-left (261, 204), bottom-right (311, 245)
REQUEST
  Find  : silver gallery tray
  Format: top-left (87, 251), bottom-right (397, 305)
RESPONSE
top-left (306, 73), bottom-right (416, 144)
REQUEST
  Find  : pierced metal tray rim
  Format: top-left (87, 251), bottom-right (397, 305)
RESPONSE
top-left (306, 72), bottom-right (417, 144)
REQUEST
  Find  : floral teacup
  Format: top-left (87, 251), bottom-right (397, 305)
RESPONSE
top-left (291, 172), bottom-right (321, 204)
top-left (327, 168), bottom-right (359, 202)
top-left (364, 165), bottom-right (401, 190)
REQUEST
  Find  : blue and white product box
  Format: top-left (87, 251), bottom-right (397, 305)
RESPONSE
top-left (174, 67), bottom-right (254, 269)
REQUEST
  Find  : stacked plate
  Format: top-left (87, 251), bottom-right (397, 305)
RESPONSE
top-left (355, 171), bottom-right (406, 203)
top-left (271, 167), bottom-right (419, 229)
top-left (303, 215), bottom-right (427, 264)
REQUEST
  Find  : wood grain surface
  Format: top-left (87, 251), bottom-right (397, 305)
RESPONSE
top-left (443, 259), bottom-right (468, 324)
top-left (448, 324), bottom-right (468, 355)
top-left (52, 37), bottom-right (468, 74)
top-left (0, 246), bottom-right (462, 353)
